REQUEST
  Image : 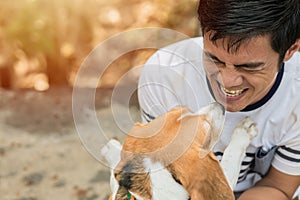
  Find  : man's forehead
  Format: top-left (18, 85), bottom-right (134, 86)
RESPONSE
top-left (203, 32), bottom-right (272, 54)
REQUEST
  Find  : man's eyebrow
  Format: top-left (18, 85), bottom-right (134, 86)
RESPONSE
top-left (234, 62), bottom-right (265, 68)
top-left (204, 51), bottom-right (265, 68)
top-left (204, 51), bottom-right (225, 64)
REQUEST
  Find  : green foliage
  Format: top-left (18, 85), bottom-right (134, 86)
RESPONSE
top-left (5, 1), bottom-right (55, 57)
top-left (0, 0), bottom-right (199, 88)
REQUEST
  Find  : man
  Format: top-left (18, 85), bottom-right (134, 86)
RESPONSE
top-left (138, 0), bottom-right (300, 199)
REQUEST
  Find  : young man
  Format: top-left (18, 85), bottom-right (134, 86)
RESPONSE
top-left (138, 0), bottom-right (300, 199)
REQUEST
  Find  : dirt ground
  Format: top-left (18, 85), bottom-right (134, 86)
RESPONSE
top-left (0, 87), bottom-right (140, 200)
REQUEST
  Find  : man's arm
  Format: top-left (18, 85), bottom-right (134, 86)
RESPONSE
top-left (238, 166), bottom-right (300, 200)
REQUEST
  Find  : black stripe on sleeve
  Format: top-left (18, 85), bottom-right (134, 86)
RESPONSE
top-left (245, 152), bottom-right (256, 157)
top-left (239, 168), bottom-right (249, 174)
top-left (277, 151), bottom-right (300, 162)
top-left (281, 146), bottom-right (300, 155)
top-left (241, 160), bottom-right (253, 166)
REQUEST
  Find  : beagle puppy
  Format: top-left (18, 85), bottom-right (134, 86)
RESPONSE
top-left (101, 103), bottom-right (257, 200)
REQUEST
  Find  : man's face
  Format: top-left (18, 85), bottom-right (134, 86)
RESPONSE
top-left (203, 33), bottom-right (280, 112)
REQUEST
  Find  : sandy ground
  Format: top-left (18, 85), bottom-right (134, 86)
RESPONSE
top-left (2, 87), bottom-right (299, 200)
top-left (0, 87), bottom-right (140, 200)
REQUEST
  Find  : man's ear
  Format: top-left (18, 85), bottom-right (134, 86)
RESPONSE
top-left (283, 39), bottom-right (300, 62)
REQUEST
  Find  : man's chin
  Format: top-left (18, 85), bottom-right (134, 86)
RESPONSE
top-left (214, 92), bottom-right (249, 112)
top-left (217, 101), bottom-right (246, 112)
top-left (224, 106), bottom-right (242, 112)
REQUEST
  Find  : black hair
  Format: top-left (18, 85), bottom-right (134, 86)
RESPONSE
top-left (198, 0), bottom-right (300, 63)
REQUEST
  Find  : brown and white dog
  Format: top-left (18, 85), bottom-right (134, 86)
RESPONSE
top-left (101, 103), bottom-right (257, 200)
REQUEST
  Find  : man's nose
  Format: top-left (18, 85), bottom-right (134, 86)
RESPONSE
top-left (218, 66), bottom-right (243, 88)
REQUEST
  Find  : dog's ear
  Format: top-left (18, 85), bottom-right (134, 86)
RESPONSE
top-left (177, 109), bottom-right (216, 158)
top-left (198, 115), bottom-right (223, 158)
top-left (198, 120), bottom-right (214, 158)
top-left (176, 104), bottom-right (224, 159)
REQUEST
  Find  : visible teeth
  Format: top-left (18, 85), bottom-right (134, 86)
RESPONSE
top-left (221, 86), bottom-right (244, 97)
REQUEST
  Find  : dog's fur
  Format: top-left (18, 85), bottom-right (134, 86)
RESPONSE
top-left (101, 103), bottom-right (257, 200)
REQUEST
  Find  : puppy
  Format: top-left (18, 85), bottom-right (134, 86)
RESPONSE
top-left (101, 103), bottom-right (257, 200)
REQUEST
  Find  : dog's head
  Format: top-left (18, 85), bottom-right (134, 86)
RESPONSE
top-left (102, 103), bottom-right (233, 200)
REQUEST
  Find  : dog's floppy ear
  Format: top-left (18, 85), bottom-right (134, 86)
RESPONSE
top-left (178, 103), bottom-right (225, 159)
top-left (178, 109), bottom-right (217, 158)
top-left (199, 120), bottom-right (214, 158)
top-left (199, 104), bottom-right (225, 158)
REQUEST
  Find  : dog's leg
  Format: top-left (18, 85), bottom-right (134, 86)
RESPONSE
top-left (221, 117), bottom-right (258, 190)
top-left (101, 139), bottom-right (122, 168)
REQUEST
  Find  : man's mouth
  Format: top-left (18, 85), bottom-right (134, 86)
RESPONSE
top-left (220, 85), bottom-right (247, 97)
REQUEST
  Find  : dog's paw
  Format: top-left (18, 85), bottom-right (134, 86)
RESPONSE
top-left (100, 139), bottom-right (122, 168)
top-left (233, 117), bottom-right (258, 140)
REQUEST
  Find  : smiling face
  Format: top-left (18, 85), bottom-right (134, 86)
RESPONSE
top-left (203, 33), bottom-right (281, 112)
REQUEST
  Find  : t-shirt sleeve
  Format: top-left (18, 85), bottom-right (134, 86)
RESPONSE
top-left (137, 50), bottom-right (179, 123)
top-left (273, 145), bottom-right (300, 175)
top-left (272, 98), bottom-right (300, 175)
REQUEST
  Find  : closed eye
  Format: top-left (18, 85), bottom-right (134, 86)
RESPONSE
top-left (204, 52), bottom-right (225, 65)
top-left (234, 62), bottom-right (265, 71)
top-left (234, 62), bottom-right (264, 68)
top-left (204, 51), bottom-right (266, 73)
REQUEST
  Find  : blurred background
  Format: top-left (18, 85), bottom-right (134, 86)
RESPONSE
top-left (0, 0), bottom-right (200, 200)
top-left (0, 0), bottom-right (199, 90)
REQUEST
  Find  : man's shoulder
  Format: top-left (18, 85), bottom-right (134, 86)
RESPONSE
top-left (140, 37), bottom-right (206, 84)
top-left (138, 37), bottom-right (211, 116)
top-left (285, 51), bottom-right (300, 75)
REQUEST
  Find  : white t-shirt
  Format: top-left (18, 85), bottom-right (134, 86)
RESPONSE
top-left (138, 37), bottom-right (300, 192)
